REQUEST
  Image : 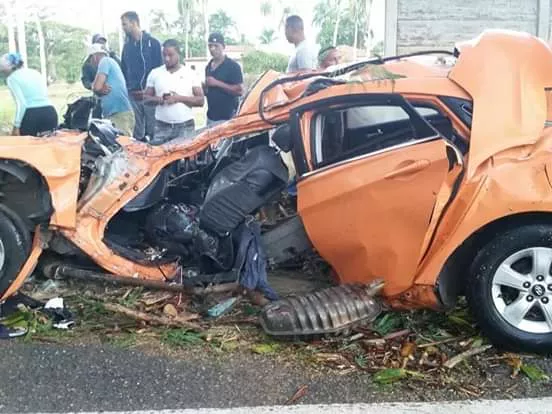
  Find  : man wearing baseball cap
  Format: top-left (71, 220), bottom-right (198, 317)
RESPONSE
top-left (81, 33), bottom-right (121, 91)
top-left (203, 32), bottom-right (244, 126)
top-left (88, 43), bottom-right (135, 136)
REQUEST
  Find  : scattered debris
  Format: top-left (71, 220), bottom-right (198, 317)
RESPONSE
top-left (520, 363), bottom-right (550, 382)
top-left (207, 296), bottom-right (240, 318)
top-left (251, 343), bottom-right (281, 355)
top-left (8, 265), bottom-right (551, 397)
top-left (372, 312), bottom-right (404, 336)
top-left (163, 329), bottom-right (204, 348)
top-left (141, 292), bottom-right (174, 307)
top-left (505, 353), bottom-right (522, 378)
top-left (103, 303), bottom-right (201, 331)
top-left (163, 304), bottom-right (179, 318)
top-left (44, 297), bottom-right (75, 330)
top-left (444, 345), bottom-right (493, 369)
top-left (373, 368), bottom-right (426, 385)
top-left (383, 329), bottom-right (411, 341)
top-left (285, 384), bottom-right (309, 405)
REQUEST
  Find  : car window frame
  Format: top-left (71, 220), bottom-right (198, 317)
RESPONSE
top-left (307, 94), bottom-right (441, 171)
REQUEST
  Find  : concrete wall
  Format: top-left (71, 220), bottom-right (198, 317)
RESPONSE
top-left (385, 0), bottom-right (551, 55)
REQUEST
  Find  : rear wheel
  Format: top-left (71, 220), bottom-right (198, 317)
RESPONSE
top-left (0, 206), bottom-right (32, 297)
top-left (467, 224), bottom-right (552, 355)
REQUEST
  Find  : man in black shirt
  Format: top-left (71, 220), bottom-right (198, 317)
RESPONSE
top-left (203, 32), bottom-right (244, 126)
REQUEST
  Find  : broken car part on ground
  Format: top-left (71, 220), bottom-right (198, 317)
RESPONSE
top-left (1, 30), bottom-right (552, 354)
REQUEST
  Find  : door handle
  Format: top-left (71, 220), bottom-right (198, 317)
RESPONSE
top-left (384, 159), bottom-right (431, 179)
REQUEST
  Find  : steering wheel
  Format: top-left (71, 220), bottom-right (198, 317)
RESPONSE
top-left (87, 119), bottom-right (122, 155)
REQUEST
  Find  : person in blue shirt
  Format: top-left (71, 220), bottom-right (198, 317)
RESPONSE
top-left (87, 44), bottom-right (135, 136)
top-left (120, 11), bottom-right (163, 141)
top-left (0, 53), bottom-right (57, 136)
top-left (81, 34), bottom-right (122, 91)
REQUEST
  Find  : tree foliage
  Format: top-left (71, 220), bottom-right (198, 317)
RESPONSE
top-left (150, 8), bottom-right (206, 57)
top-left (242, 50), bottom-right (288, 74)
top-left (313, 0), bottom-right (374, 51)
top-left (258, 0), bottom-right (296, 44)
top-left (0, 21), bottom-right (88, 84)
top-left (208, 9), bottom-right (238, 45)
top-left (259, 28), bottom-right (276, 45)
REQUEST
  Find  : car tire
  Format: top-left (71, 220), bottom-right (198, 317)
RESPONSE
top-left (467, 224), bottom-right (552, 355)
top-left (0, 207), bottom-right (32, 297)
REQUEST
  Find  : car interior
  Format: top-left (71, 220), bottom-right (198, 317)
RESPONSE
top-left (312, 100), bottom-right (469, 168)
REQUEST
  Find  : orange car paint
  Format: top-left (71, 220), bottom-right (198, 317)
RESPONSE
top-left (297, 139), bottom-right (450, 297)
top-left (2, 31), bottom-right (552, 311)
top-left (1, 227), bottom-right (44, 300)
top-left (0, 130), bottom-right (86, 228)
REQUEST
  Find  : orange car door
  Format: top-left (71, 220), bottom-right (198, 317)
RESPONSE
top-left (290, 94), bottom-right (453, 296)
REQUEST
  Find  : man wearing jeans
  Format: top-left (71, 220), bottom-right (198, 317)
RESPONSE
top-left (120, 11), bottom-right (163, 141)
top-left (145, 39), bottom-right (204, 145)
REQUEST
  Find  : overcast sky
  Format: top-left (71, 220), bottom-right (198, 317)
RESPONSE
top-left (43, 0), bottom-right (385, 52)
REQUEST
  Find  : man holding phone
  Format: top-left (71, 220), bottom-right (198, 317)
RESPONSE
top-left (145, 39), bottom-right (204, 145)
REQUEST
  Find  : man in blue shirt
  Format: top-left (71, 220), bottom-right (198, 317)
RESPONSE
top-left (88, 44), bottom-right (135, 136)
top-left (120, 11), bottom-right (163, 141)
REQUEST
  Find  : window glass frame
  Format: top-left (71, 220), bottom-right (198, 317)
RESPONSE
top-left (308, 94), bottom-right (440, 170)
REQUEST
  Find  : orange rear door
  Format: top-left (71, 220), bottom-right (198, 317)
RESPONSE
top-left (290, 94), bottom-right (454, 296)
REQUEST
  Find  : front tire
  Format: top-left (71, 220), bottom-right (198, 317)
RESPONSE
top-left (0, 207), bottom-right (32, 297)
top-left (467, 224), bottom-right (552, 355)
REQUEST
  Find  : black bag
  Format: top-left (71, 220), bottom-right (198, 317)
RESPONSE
top-left (60, 96), bottom-right (99, 130)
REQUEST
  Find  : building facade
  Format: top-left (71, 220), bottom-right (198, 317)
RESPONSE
top-left (384, 0), bottom-right (551, 55)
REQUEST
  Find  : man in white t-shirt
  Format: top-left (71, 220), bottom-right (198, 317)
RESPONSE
top-left (285, 15), bottom-right (319, 73)
top-left (145, 39), bottom-right (204, 144)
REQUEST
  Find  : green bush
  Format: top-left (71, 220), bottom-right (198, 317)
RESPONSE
top-left (242, 50), bottom-right (288, 75)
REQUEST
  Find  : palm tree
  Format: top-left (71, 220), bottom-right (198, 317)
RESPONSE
top-left (349, 0), bottom-right (373, 59)
top-left (202, 0), bottom-right (209, 57)
top-left (3, 0), bottom-right (16, 52)
top-left (33, 15), bottom-right (46, 83)
top-left (332, 0), bottom-right (344, 46)
top-left (177, 0), bottom-right (196, 59)
top-left (259, 28), bottom-right (276, 44)
top-left (313, 0), bottom-right (342, 46)
top-left (27, 3), bottom-right (49, 82)
top-left (14, 0), bottom-right (27, 64)
top-left (261, 0), bottom-right (295, 32)
top-left (277, 5), bottom-right (293, 30)
top-left (260, 0), bottom-right (272, 17)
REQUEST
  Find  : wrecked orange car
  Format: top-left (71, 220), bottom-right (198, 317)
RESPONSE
top-left (1, 29), bottom-right (552, 354)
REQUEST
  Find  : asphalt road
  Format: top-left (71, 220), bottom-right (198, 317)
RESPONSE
top-left (2, 342), bottom-right (552, 413)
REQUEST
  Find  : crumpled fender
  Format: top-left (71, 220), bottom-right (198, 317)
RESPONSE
top-left (0, 131), bottom-right (86, 228)
top-left (449, 30), bottom-right (552, 178)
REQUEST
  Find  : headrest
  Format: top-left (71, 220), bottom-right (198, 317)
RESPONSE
top-left (271, 124), bottom-right (293, 153)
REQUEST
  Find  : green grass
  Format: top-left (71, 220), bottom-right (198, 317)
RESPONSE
top-left (0, 82), bottom-right (208, 135)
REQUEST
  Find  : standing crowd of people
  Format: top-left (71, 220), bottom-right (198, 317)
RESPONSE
top-left (80, 10), bottom-right (247, 144)
top-left (1, 12), bottom-right (340, 140)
